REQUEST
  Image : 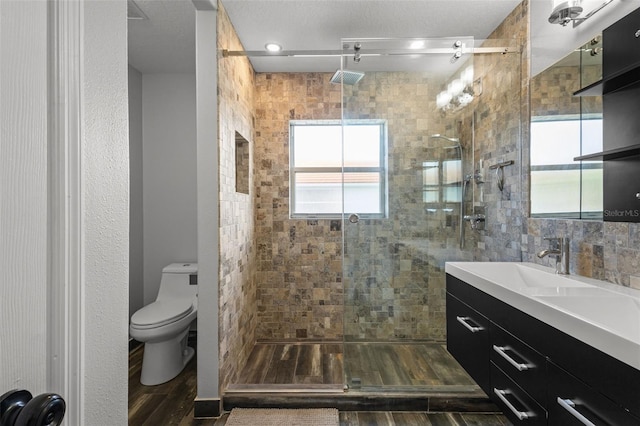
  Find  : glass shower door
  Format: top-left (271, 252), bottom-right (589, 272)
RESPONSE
top-left (340, 37), bottom-right (476, 391)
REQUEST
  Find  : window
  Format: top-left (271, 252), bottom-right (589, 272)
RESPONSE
top-left (290, 120), bottom-right (387, 218)
top-left (422, 159), bottom-right (462, 204)
top-left (530, 115), bottom-right (603, 218)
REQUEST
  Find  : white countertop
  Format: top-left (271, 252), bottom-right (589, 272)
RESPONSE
top-left (445, 261), bottom-right (640, 371)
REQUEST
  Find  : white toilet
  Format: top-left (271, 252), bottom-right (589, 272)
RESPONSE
top-left (130, 262), bottom-right (198, 386)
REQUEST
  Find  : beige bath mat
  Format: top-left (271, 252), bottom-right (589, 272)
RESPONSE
top-left (225, 408), bottom-right (339, 426)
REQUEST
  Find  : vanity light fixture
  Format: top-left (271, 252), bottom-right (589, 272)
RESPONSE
top-left (264, 43), bottom-right (282, 52)
top-left (549, 0), bottom-right (615, 27)
top-left (436, 65), bottom-right (475, 112)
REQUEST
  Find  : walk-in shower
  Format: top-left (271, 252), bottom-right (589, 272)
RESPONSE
top-left (223, 34), bottom-right (522, 400)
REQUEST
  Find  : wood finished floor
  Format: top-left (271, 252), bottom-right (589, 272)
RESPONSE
top-left (129, 343), bottom-right (511, 425)
top-left (232, 342), bottom-right (477, 390)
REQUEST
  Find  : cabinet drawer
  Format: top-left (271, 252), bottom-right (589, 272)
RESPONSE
top-left (491, 363), bottom-right (547, 426)
top-left (446, 292), bottom-right (490, 394)
top-left (490, 323), bottom-right (546, 405)
top-left (548, 361), bottom-right (640, 426)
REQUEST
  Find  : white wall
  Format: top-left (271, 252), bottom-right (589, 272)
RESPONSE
top-left (531, 0), bottom-right (640, 76)
top-left (129, 65), bottom-right (144, 318)
top-left (82, 1), bottom-right (129, 423)
top-left (195, 6), bottom-right (221, 405)
top-left (142, 74), bottom-right (197, 303)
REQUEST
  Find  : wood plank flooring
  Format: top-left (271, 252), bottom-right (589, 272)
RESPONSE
top-left (129, 343), bottom-right (511, 425)
top-left (233, 342), bottom-right (343, 386)
top-left (129, 344), bottom-right (199, 426)
top-left (344, 343), bottom-right (477, 389)
top-left (232, 342), bottom-right (477, 391)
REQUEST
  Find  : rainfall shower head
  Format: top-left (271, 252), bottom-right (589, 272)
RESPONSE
top-left (330, 70), bottom-right (365, 85)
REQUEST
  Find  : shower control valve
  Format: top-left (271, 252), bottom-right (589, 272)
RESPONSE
top-left (463, 214), bottom-right (486, 231)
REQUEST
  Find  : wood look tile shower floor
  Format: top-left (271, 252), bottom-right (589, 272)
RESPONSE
top-left (232, 342), bottom-right (478, 389)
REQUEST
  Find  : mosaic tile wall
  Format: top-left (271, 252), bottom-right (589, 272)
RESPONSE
top-left (464, 1), bottom-right (528, 264)
top-left (217, 2), bottom-right (258, 390)
top-left (253, 70), bottom-right (470, 342)
top-left (342, 72), bottom-right (473, 341)
top-left (524, 219), bottom-right (640, 289)
top-left (254, 73), bottom-right (344, 340)
top-left (530, 64), bottom-right (602, 117)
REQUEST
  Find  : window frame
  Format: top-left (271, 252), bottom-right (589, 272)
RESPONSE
top-left (289, 119), bottom-right (388, 219)
top-left (530, 114), bottom-right (603, 219)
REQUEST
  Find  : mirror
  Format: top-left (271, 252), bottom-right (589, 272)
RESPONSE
top-left (529, 36), bottom-right (603, 219)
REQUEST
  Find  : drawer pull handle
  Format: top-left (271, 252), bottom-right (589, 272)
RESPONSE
top-left (557, 398), bottom-right (597, 426)
top-left (456, 316), bottom-right (483, 333)
top-left (494, 388), bottom-right (530, 420)
top-left (493, 345), bottom-right (531, 371)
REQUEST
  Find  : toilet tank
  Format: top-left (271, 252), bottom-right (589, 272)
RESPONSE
top-left (156, 262), bottom-right (198, 301)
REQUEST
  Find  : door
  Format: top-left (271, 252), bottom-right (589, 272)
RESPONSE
top-left (1, 0), bottom-right (50, 393)
top-left (1, 1), bottom-right (130, 424)
top-left (340, 37), bottom-right (472, 391)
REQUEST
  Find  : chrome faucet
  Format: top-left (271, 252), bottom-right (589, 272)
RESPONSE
top-left (537, 237), bottom-right (570, 275)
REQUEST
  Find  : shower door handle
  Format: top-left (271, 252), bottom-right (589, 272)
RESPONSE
top-left (348, 213), bottom-right (360, 224)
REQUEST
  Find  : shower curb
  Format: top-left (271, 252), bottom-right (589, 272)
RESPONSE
top-left (222, 392), bottom-right (499, 413)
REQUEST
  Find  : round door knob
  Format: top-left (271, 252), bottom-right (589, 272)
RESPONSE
top-left (348, 213), bottom-right (360, 224)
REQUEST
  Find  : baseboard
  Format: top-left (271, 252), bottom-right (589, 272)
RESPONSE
top-left (194, 397), bottom-right (222, 418)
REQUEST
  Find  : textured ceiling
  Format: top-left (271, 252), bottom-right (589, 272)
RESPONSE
top-left (127, 0), bottom-right (522, 74)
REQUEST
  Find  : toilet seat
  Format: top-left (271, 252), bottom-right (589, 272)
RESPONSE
top-left (131, 299), bottom-right (194, 330)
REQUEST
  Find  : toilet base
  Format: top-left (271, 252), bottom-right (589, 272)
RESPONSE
top-left (140, 328), bottom-right (194, 386)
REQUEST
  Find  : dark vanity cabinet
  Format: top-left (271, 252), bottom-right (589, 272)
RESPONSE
top-left (446, 274), bottom-right (640, 425)
top-left (445, 286), bottom-right (490, 394)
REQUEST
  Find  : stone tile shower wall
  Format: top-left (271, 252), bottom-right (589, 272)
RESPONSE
top-left (254, 73), bottom-right (344, 341)
top-left (467, 1), bottom-right (528, 263)
top-left (217, 2), bottom-right (258, 390)
top-left (253, 71), bottom-right (467, 342)
top-left (342, 72), bottom-right (469, 341)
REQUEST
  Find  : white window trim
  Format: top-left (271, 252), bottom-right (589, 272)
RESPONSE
top-left (289, 119), bottom-right (388, 219)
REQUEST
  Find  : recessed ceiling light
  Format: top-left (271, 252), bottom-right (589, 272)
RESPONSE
top-left (265, 43), bottom-right (282, 52)
top-left (409, 40), bottom-right (425, 49)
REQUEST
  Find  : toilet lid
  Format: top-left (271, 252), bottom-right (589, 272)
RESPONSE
top-left (131, 299), bottom-right (194, 329)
